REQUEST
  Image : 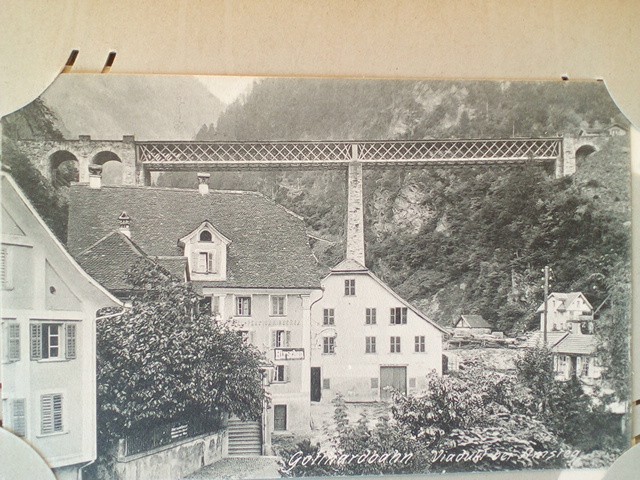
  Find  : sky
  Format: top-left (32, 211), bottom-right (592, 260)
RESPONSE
top-left (197, 76), bottom-right (257, 105)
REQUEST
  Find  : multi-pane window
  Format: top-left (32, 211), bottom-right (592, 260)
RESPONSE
top-left (236, 296), bottom-right (251, 316)
top-left (272, 330), bottom-right (291, 348)
top-left (271, 296), bottom-right (286, 316)
top-left (365, 308), bottom-right (377, 325)
top-left (41, 394), bottom-right (63, 435)
top-left (238, 330), bottom-right (253, 344)
top-left (323, 336), bottom-right (335, 354)
top-left (390, 336), bottom-right (401, 353)
top-left (365, 336), bottom-right (376, 354)
top-left (273, 365), bottom-right (288, 383)
top-left (414, 336), bottom-right (426, 352)
top-left (323, 308), bottom-right (335, 325)
top-left (344, 279), bottom-right (356, 296)
top-left (4, 322), bottom-right (20, 362)
top-left (390, 307), bottom-right (408, 325)
top-left (30, 323), bottom-right (76, 360)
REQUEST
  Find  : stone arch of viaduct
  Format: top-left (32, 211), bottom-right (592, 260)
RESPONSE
top-left (15, 135), bottom-right (139, 185)
top-left (13, 133), bottom-right (611, 187)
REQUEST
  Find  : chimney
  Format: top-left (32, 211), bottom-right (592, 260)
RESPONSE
top-left (89, 165), bottom-right (102, 189)
top-left (197, 172), bottom-right (210, 195)
top-left (346, 145), bottom-right (365, 266)
top-left (118, 212), bottom-right (131, 238)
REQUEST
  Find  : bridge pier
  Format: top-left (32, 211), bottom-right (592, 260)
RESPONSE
top-left (346, 147), bottom-right (365, 266)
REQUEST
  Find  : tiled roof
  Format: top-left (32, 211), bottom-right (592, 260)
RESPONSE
top-left (75, 231), bottom-right (147, 293)
top-left (153, 256), bottom-right (187, 280)
top-left (521, 331), bottom-right (569, 349)
top-left (67, 185), bottom-right (323, 289)
top-left (551, 334), bottom-right (597, 356)
top-left (458, 315), bottom-right (491, 329)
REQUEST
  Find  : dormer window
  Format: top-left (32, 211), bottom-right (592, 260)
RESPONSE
top-left (180, 221), bottom-right (231, 282)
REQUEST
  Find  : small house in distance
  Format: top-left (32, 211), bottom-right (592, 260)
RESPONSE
top-left (453, 315), bottom-right (491, 335)
top-left (536, 292), bottom-right (593, 334)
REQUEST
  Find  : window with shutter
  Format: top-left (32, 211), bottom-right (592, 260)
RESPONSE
top-left (365, 308), bottom-right (376, 324)
top-left (65, 324), bottom-right (77, 359)
top-left (10, 399), bottom-right (26, 437)
top-left (285, 330), bottom-right (291, 347)
top-left (1, 246), bottom-right (13, 290)
top-left (41, 393), bottom-right (63, 434)
top-left (236, 297), bottom-right (251, 316)
top-left (6, 323), bottom-right (20, 362)
top-left (30, 324), bottom-right (42, 360)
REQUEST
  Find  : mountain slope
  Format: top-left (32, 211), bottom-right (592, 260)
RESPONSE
top-left (39, 74), bottom-right (225, 140)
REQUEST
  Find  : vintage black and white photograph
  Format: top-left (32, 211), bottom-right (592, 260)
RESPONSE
top-left (0, 74), bottom-right (632, 479)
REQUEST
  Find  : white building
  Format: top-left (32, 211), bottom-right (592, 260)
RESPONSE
top-left (1, 171), bottom-right (121, 480)
top-left (310, 259), bottom-right (445, 402)
top-left (537, 292), bottom-right (594, 333)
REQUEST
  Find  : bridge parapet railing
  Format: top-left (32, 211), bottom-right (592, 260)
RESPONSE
top-left (136, 138), bottom-right (562, 165)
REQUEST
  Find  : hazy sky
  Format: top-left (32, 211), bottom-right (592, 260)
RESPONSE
top-left (197, 76), bottom-right (256, 105)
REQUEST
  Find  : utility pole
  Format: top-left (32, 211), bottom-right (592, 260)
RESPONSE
top-left (543, 265), bottom-right (550, 345)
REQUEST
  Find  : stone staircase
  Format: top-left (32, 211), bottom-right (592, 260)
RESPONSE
top-left (227, 418), bottom-right (262, 456)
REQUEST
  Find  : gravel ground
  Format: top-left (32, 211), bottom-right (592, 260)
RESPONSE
top-left (183, 457), bottom-right (281, 480)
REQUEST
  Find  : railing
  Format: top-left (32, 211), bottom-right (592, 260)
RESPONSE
top-left (120, 414), bottom-right (223, 457)
top-left (136, 138), bottom-right (561, 168)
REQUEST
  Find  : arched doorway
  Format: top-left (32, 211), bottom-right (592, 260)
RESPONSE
top-left (49, 150), bottom-right (79, 188)
top-left (92, 151), bottom-right (123, 186)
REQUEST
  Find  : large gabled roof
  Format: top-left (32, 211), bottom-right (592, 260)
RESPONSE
top-left (67, 184), bottom-right (323, 289)
top-left (536, 292), bottom-right (592, 313)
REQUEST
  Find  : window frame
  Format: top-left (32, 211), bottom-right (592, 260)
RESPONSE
top-left (235, 296), bottom-right (252, 317)
top-left (390, 307), bottom-right (408, 325)
top-left (323, 308), bottom-right (335, 326)
top-left (414, 335), bottom-right (426, 353)
top-left (272, 364), bottom-right (289, 383)
top-left (3, 321), bottom-right (20, 363)
top-left (323, 336), bottom-right (336, 355)
top-left (365, 307), bottom-right (377, 325)
top-left (273, 404), bottom-right (287, 431)
top-left (270, 295), bottom-right (287, 316)
top-left (365, 336), bottom-right (376, 354)
top-left (272, 329), bottom-right (291, 348)
top-left (344, 279), bottom-right (356, 296)
top-left (39, 393), bottom-right (64, 436)
top-left (390, 336), bottom-right (401, 353)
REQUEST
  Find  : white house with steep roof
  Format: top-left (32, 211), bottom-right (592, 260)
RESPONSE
top-left (537, 292), bottom-right (594, 334)
top-left (1, 171), bottom-right (121, 480)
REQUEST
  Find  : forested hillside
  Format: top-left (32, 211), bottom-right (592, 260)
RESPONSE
top-left (162, 78), bottom-right (630, 333)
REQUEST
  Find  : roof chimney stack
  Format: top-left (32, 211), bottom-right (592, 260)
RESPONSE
top-left (89, 164), bottom-right (102, 189)
top-left (197, 172), bottom-right (210, 195)
top-left (118, 212), bottom-right (131, 238)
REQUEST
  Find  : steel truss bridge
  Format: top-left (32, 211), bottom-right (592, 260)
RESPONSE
top-left (136, 138), bottom-right (563, 170)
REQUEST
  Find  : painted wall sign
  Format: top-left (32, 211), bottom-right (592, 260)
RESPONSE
top-left (274, 348), bottom-right (305, 361)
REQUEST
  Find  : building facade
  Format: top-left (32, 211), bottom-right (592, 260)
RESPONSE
top-left (537, 292), bottom-right (594, 333)
top-left (1, 171), bottom-right (121, 480)
top-left (310, 260), bottom-right (445, 403)
top-left (65, 172), bottom-right (323, 453)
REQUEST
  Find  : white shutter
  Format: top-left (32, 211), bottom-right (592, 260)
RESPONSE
top-left (11, 399), bottom-right (26, 436)
top-left (65, 324), bottom-right (77, 359)
top-left (41, 394), bottom-right (63, 434)
top-left (190, 250), bottom-right (199, 272)
top-left (248, 331), bottom-right (255, 345)
top-left (30, 324), bottom-right (42, 361)
top-left (8, 323), bottom-right (20, 362)
top-left (284, 365), bottom-right (290, 383)
top-left (1, 246), bottom-right (13, 290)
top-left (41, 395), bottom-right (53, 434)
top-left (285, 330), bottom-right (291, 348)
top-left (208, 251), bottom-right (217, 273)
top-left (271, 330), bottom-right (277, 348)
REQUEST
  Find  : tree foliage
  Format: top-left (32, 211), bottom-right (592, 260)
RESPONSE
top-left (96, 260), bottom-right (267, 442)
